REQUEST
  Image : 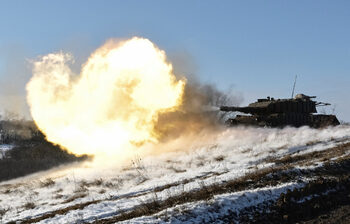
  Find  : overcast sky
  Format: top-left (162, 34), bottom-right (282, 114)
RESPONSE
top-left (0, 1), bottom-right (349, 121)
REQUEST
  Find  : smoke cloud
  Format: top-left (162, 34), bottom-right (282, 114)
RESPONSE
top-left (154, 50), bottom-right (243, 141)
top-left (154, 80), bottom-right (242, 141)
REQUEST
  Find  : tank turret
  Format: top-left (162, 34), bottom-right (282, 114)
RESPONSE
top-left (220, 94), bottom-right (340, 128)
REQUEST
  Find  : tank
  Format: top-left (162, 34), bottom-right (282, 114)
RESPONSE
top-left (220, 93), bottom-right (340, 128)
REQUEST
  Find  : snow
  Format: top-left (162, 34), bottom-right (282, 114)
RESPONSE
top-left (121, 182), bottom-right (305, 224)
top-left (1, 125), bottom-right (350, 223)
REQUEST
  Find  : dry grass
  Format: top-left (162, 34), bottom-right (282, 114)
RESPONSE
top-left (91, 178), bottom-right (103, 186)
top-left (136, 176), bottom-right (149, 185)
top-left (103, 181), bottom-right (115, 188)
top-left (241, 148), bottom-right (252, 153)
top-left (168, 166), bottom-right (186, 173)
top-left (132, 157), bottom-right (149, 184)
top-left (214, 155), bottom-right (225, 162)
top-left (240, 176), bottom-right (350, 224)
top-left (53, 193), bottom-right (63, 199)
top-left (3, 188), bottom-right (11, 194)
top-left (0, 207), bottom-right (10, 216)
top-left (306, 140), bottom-right (322, 146)
top-left (74, 186), bottom-right (88, 194)
top-left (63, 193), bottom-right (87, 204)
top-left (79, 180), bottom-right (89, 188)
top-left (40, 178), bottom-right (55, 188)
top-left (196, 161), bottom-right (205, 167)
top-left (55, 188), bottom-right (63, 193)
top-left (19, 199), bottom-right (103, 224)
top-left (23, 202), bottom-right (35, 210)
top-left (266, 142), bottom-right (350, 166)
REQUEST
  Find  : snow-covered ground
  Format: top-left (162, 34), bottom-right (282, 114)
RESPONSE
top-left (0, 125), bottom-right (350, 223)
top-left (120, 182), bottom-right (305, 224)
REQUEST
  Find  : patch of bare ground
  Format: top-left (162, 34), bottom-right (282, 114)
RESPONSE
top-left (236, 176), bottom-right (350, 224)
top-left (302, 205), bottom-right (350, 224)
top-left (16, 143), bottom-right (350, 223)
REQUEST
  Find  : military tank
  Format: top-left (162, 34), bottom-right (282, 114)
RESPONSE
top-left (220, 94), bottom-right (340, 128)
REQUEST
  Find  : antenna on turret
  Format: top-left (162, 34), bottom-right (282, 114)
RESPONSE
top-left (291, 75), bottom-right (297, 98)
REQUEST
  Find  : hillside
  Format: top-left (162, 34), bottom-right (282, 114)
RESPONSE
top-left (1, 125), bottom-right (350, 223)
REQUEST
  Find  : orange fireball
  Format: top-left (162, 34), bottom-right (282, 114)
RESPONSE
top-left (26, 37), bottom-right (185, 157)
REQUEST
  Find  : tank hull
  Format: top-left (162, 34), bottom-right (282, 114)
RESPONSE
top-left (225, 113), bottom-right (340, 128)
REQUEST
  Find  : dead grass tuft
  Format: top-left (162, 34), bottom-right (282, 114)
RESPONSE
top-left (79, 180), bottom-right (89, 188)
top-left (0, 207), bottom-right (10, 216)
top-left (196, 161), bottom-right (205, 167)
top-left (74, 186), bottom-right (88, 194)
top-left (54, 194), bottom-right (64, 199)
top-left (128, 157), bottom-right (149, 185)
top-left (103, 181), bottom-right (115, 188)
top-left (91, 178), bottom-right (103, 186)
top-left (55, 188), bottom-right (63, 193)
top-left (168, 166), bottom-right (186, 173)
top-left (63, 193), bottom-right (87, 204)
top-left (40, 178), bottom-right (55, 187)
top-left (241, 148), bottom-right (252, 153)
top-left (23, 202), bottom-right (36, 210)
top-left (214, 155), bottom-right (225, 162)
top-left (3, 188), bottom-right (11, 194)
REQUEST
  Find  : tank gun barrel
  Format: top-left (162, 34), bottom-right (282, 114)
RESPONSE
top-left (315, 102), bottom-right (331, 106)
top-left (220, 106), bottom-right (264, 114)
top-left (220, 106), bottom-right (240, 112)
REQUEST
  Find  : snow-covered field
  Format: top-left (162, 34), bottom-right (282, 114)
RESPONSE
top-left (1, 125), bottom-right (350, 223)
